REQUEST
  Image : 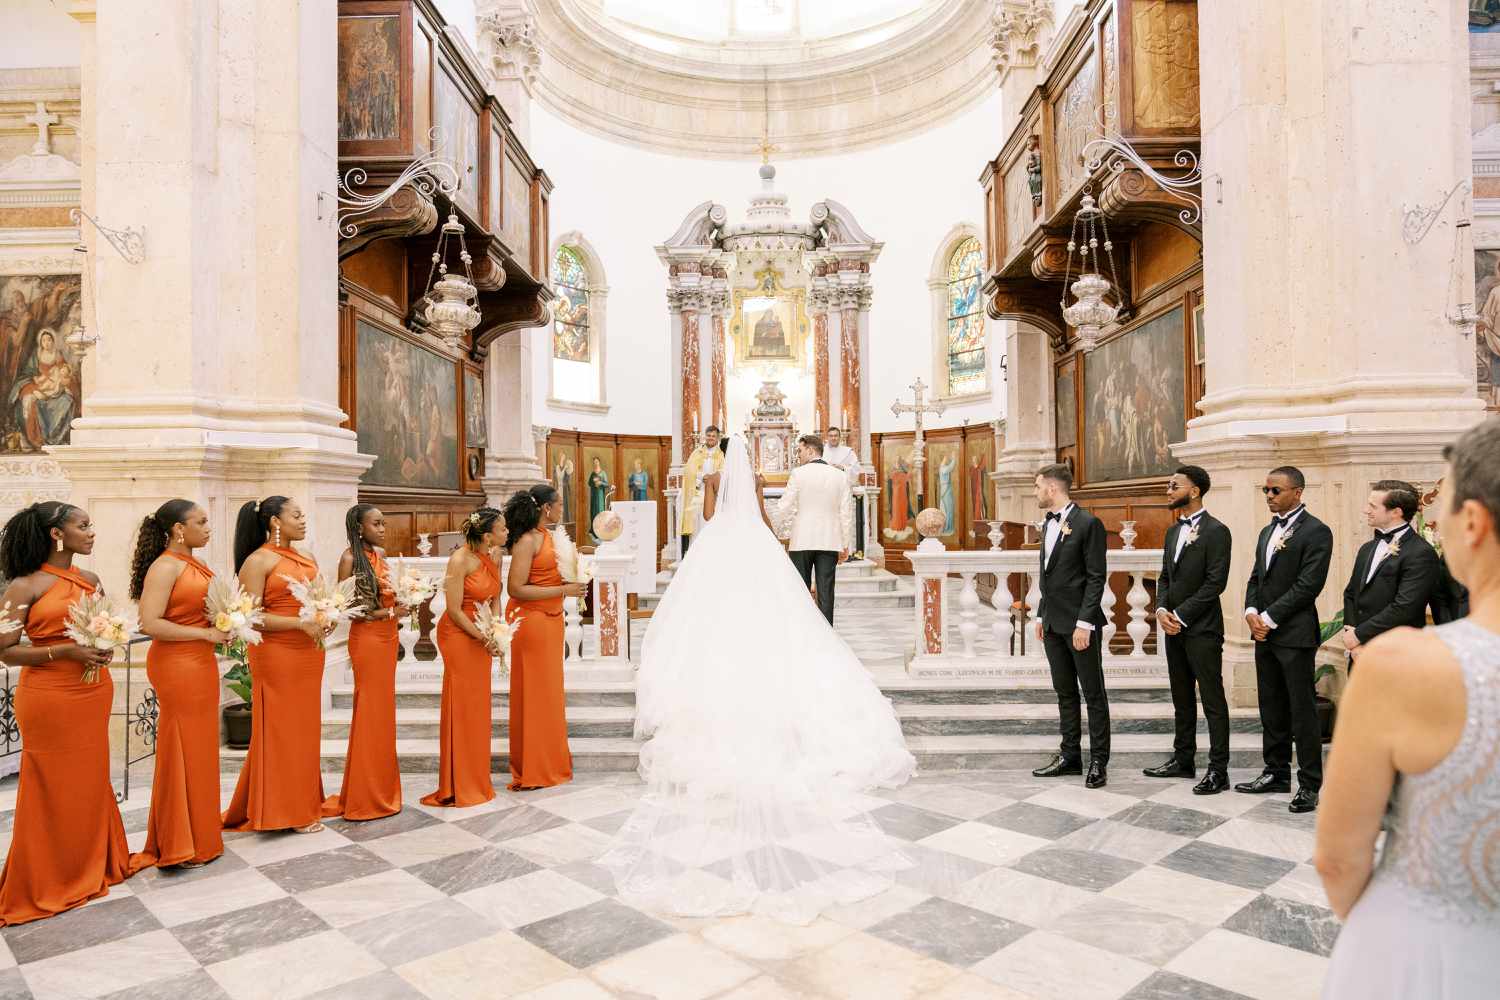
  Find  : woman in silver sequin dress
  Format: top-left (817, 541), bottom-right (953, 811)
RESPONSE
top-left (1317, 418), bottom-right (1500, 999)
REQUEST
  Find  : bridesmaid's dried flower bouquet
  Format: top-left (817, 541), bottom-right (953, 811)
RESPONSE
top-left (472, 603), bottom-right (517, 673)
top-left (551, 526), bottom-right (596, 585)
top-left (0, 601), bottom-right (26, 636)
top-left (280, 573), bottom-right (359, 649)
top-left (205, 576), bottom-right (265, 647)
top-left (391, 559), bottom-right (439, 630)
top-left (63, 592), bottom-right (137, 683)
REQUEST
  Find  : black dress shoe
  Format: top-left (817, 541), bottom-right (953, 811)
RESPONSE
top-left (1142, 757), bottom-right (1196, 779)
top-left (1192, 769), bottom-right (1230, 795)
top-left (1234, 773), bottom-right (1292, 794)
top-left (1289, 788), bottom-right (1319, 813)
top-left (1032, 754), bottom-right (1083, 778)
top-left (1085, 760), bottom-right (1108, 788)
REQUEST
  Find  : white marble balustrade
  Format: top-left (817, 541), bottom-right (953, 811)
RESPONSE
top-left (903, 547), bottom-right (1165, 680)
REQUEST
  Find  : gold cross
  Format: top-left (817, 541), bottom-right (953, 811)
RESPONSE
top-left (755, 134), bottom-right (779, 165)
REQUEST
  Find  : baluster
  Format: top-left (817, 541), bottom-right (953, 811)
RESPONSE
top-left (563, 596), bottom-right (584, 659)
top-left (958, 572), bottom-right (978, 658)
top-left (986, 520), bottom-right (1005, 551)
top-left (1023, 571), bottom-right (1042, 654)
top-left (1126, 570), bottom-right (1150, 657)
top-left (414, 593), bottom-right (439, 661)
top-left (1100, 573), bottom-right (1118, 652)
top-left (992, 568), bottom-right (1014, 656)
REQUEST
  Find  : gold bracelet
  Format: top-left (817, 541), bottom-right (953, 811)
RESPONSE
top-left (47, 646), bottom-right (54, 661)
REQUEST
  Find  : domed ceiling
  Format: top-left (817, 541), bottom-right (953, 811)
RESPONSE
top-left (522, 0), bottom-right (998, 159)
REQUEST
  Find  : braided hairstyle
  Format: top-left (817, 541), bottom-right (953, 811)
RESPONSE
top-left (502, 485), bottom-right (558, 551)
top-left (233, 496), bottom-right (290, 573)
top-left (463, 506), bottom-right (504, 551)
top-left (345, 503), bottom-right (380, 614)
top-left (128, 498), bottom-right (197, 600)
top-left (0, 501), bottom-right (82, 581)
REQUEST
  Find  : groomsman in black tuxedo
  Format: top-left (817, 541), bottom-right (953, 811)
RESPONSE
top-left (1239, 466), bottom-right (1333, 814)
top-left (1340, 479), bottom-right (1440, 670)
top-left (1144, 466), bottom-right (1233, 794)
top-left (1030, 463), bottom-right (1112, 789)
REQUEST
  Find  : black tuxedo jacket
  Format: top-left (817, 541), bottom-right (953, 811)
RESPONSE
top-left (1429, 557), bottom-right (1470, 624)
top-left (1037, 505), bottom-right (1108, 635)
top-left (1244, 509), bottom-right (1334, 649)
top-left (1159, 511), bottom-right (1231, 638)
top-left (1342, 527), bottom-right (1439, 644)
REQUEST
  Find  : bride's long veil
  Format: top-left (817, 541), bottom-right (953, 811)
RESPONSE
top-left (601, 435), bottom-right (915, 924)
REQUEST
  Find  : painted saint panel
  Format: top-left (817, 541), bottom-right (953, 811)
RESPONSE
top-left (503, 154), bottom-right (532, 266)
top-left (0, 274), bottom-right (82, 453)
top-left (925, 440), bottom-right (963, 543)
top-left (619, 446), bottom-right (658, 503)
top-left (1130, 0), bottom-right (1200, 130)
top-left (880, 437), bottom-right (917, 544)
top-left (1055, 367), bottom-right (1077, 450)
top-left (356, 320), bottom-right (459, 490)
top-left (463, 368), bottom-right (486, 449)
top-left (1474, 248), bottom-right (1500, 409)
top-left (964, 432), bottom-right (995, 539)
top-left (580, 444), bottom-right (617, 543)
top-left (338, 15), bottom-right (401, 141)
top-left (549, 443), bottom-right (578, 533)
top-left (1083, 306), bottom-right (1186, 483)
top-left (434, 65), bottom-right (480, 219)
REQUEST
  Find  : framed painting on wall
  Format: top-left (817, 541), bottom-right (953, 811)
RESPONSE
top-left (434, 64), bottom-right (480, 220)
top-left (880, 437), bottom-right (917, 544)
top-left (1082, 305), bottom-right (1186, 484)
top-left (963, 432), bottom-right (995, 543)
top-left (1055, 366), bottom-right (1077, 450)
top-left (355, 319), bottom-right (459, 490)
top-left (337, 14), bottom-right (401, 142)
top-left (1192, 302), bottom-right (1206, 366)
top-left (618, 445), bottom-right (659, 503)
top-left (0, 274), bottom-right (83, 453)
top-left (462, 368), bottom-right (486, 448)
top-left (1474, 247), bottom-right (1500, 408)
top-left (925, 440), bottom-right (964, 544)
top-left (548, 442), bottom-right (578, 534)
top-left (579, 443), bottom-right (617, 543)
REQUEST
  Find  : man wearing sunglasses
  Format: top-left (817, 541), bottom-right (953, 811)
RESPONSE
top-left (1241, 466), bottom-right (1333, 813)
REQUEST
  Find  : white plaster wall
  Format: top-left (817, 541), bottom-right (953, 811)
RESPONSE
top-left (529, 90), bottom-right (1007, 436)
top-left (1, 0), bottom-right (77, 69)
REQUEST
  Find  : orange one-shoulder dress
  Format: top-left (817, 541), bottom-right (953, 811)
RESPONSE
top-left (139, 551), bottom-right (224, 867)
top-left (222, 545), bottom-right (327, 831)
top-left (505, 531), bottom-right (572, 791)
top-left (0, 564), bottom-right (145, 925)
top-left (421, 551), bottom-right (500, 807)
top-left (325, 547), bottom-right (401, 820)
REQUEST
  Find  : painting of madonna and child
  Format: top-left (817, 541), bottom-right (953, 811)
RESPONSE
top-left (0, 275), bottom-right (83, 454)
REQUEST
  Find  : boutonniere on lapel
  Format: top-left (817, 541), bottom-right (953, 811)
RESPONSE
top-left (1386, 537), bottom-right (1402, 557)
top-left (1181, 525), bottom-right (1200, 547)
top-left (1059, 520), bottom-right (1073, 538)
top-left (1273, 526), bottom-right (1297, 553)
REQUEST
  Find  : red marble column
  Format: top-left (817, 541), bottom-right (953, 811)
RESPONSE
top-left (840, 297), bottom-right (861, 445)
top-left (711, 309), bottom-right (727, 430)
top-left (681, 303), bottom-right (700, 451)
top-left (813, 306), bottom-right (830, 431)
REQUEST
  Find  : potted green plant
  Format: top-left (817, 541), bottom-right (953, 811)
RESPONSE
top-left (220, 638), bottom-right (253, 749)
top-left (1315, 611), bottom-right (1344, 742)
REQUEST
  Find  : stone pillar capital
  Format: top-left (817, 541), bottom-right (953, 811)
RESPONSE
top-left (991, 0), bottom-right (1054, 82)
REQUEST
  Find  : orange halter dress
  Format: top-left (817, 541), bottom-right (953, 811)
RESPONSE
top-left (505, 531), bottom-right (572, 791)
top-left (326, 547), bottom-right (401, 820)
top-left (0, 564), bottom-right (144, 925)
top-left (421, 551), bottom-right (500, 807)
top-left (222, 545), bottom-right (327, 831)
top-left (140, 551), bottom-right (224, 866)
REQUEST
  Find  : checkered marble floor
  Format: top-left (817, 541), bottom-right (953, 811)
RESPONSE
top-left (0, 768), bottom-right (1337, 1000)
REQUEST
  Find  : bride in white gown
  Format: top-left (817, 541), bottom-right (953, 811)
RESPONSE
top-left (601, 435), bottom-right (916, 924)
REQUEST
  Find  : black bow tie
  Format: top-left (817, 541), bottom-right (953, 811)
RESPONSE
top-left (1375, 527), bottom-right (1404, 543)
top-left (1179, 515), bottom-right (1199, 526)
top-left (1046, 511), bottom-right (1062, 522)
top-left (1273, 514), bottom-right (1293, 528)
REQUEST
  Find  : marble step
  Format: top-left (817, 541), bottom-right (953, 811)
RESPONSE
top-left (321, 706), bottom-right (636, 740)
top-left (894, 702), bottom-right (1263, 736)
top-left (223, 731), bottom-right (1279, 775)
top-left (334, 681), bottom-right (637, 710)
top-left (640, 590), bottom-right (915, 611)
top-left (879, 676), bottom-right (1177, 704)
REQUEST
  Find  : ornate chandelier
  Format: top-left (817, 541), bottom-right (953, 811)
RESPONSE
top-left (1059, 190), bottom-right (1121, 353)
top-left (422, 213), bottom-right (480, 351)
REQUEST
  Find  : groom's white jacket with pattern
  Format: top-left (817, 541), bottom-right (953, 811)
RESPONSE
top-left (773, 460), bottom-right (856, 553)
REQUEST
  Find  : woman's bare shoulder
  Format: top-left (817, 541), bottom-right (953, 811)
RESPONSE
top-left (1358, 627), bottom-right (1466, 714)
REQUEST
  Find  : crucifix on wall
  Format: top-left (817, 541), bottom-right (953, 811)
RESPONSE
top-left (891, 377), bottom-right (946, 501)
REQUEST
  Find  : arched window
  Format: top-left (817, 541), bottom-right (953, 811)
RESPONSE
top-left (944, 236), bottom-right (985, 396)
top-left (549, 237), bottom-right (608, 410)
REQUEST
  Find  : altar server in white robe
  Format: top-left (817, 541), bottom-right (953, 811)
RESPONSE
top-left (823, 427), bottom-right (864, 557)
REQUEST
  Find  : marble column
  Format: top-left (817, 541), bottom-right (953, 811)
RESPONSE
top-left (680, 296), bottom-right (701, 449)
top-left (710, 294), bottom-right (727, 431)
top-left (838, 290), bottom-right (862, 448)
top-left (483, 331), bottom-right (547, 504)
top-left (811, 283), bottom-right (831, 431)
top-left (992, 321), bottom-right (1054, 522)
top-left (53, 0), bottom-right (369, 593)
top-left (1175, 0), bottom-right (1482, 706)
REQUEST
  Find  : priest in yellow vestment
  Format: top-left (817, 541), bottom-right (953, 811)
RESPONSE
top-left (679, 425), bottom-right (724, 555)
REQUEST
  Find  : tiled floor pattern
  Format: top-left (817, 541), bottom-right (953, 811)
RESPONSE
top-left (0, 768), bottom-right (1337, 1000)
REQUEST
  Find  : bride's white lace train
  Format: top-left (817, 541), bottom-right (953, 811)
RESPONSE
top-left (600, 436), bottom-right (917, 924)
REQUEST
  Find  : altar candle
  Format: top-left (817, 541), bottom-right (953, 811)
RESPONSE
top-left (692, 410), bottom-right (699, 433)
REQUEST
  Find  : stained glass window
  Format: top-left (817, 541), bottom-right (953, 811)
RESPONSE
top-left (552, 246), bottom-right (591, 363)
top-left (946, 236), bottom-right (985, 396)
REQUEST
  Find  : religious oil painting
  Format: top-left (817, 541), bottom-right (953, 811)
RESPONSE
top-left (731, 266), bottom-right (807, 368)
top-left (581, 444), bottom-right (617, 543)
top-left (1055, 367), bottom-right (1078, 450)
top-left (553, 246), bottom-right (591, 363)
top-left (337, 15), bottom-right (401, 142)
top-left (549, 443), bottom-right (578, 532)
top-left (434, 65), bottom-right (480, 219)
top-left (925, 440), bottom-right (963, 542)
top-left (356, 320), bottom-right (459, 490)
top-left (881, 437), bottom-right (917, 544)
top-left (619, 446), bottom-right (658, 502)
top-left (0, 274), bottom-right (82, 454)
top-left (964, 432), bottom-right (995, 540)
top-left (1474, 248), bottom-right (1500, 408)
top-left (463, 368), bottom-right (486, 449)
top-left (1083, 305), bottom-right (1186, 484)
top-left (1474, 0), bottom-right (1500, 30)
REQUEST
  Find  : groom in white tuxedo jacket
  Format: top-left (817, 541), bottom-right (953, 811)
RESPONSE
top-left (775, 434), bottom-right (856, 625)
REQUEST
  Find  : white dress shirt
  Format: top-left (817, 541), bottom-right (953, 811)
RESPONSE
top-left (1248, 505), bottom-right (1306, 630)
top-left (1365, 522), bottom-right (1411, 583)
top-left (1042, 503), bottom-right (1096, 632)
top-left (1166, 510), bottom-right (1205, 628)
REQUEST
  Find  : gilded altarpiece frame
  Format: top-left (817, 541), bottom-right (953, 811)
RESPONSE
top-left (729, 266), bottom-right (809, 370)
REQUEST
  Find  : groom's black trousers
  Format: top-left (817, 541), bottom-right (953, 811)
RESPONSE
top-left (790, 550), bottom-right (838, 625)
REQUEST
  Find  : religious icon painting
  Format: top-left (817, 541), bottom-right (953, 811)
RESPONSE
top-left (963, 432), bottom-right (995, 540)
top-left (462, 368), bottom-right (486, 449)
top-left (1082, 305), bottom-right (1186, 484)
top-left (880, 437), bottom-right (917, 543)
top-left (618, 446), bottom-right (658, 503)
top-left (730, 266), bottom-right (807, 368)
top-left (580, 444), bottom-right (618, 543)
top-left (549, 442), bottom-right (579, 534)
top-left (1474, 247), bottom-right (1500, 408)
top-left (337, 14), bottom-right (401, 142)
top-left (355, 320), bottom-right (459, 491)
top-left (1055, 366), bottom-right (1077, 450)
top-left (434, 65), bottom-right (480, 220)
top-left (925, 439), bottom-right (963, 543)
top-left (0, 274), bottom-right (82, 454)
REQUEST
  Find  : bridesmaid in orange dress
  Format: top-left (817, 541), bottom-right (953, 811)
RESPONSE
top-left (222, 496), bottom-right (334, 833)
top-left (132, 499), bottom-right (229, 868)
top-left (503, 485), bottom-right (581, 791)
top-left (421, 507), bottom-right (507, 808)
top-left (325, 504), bottom-right (406, 820)
top-left (0, 502), bottom-right (143, 924)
